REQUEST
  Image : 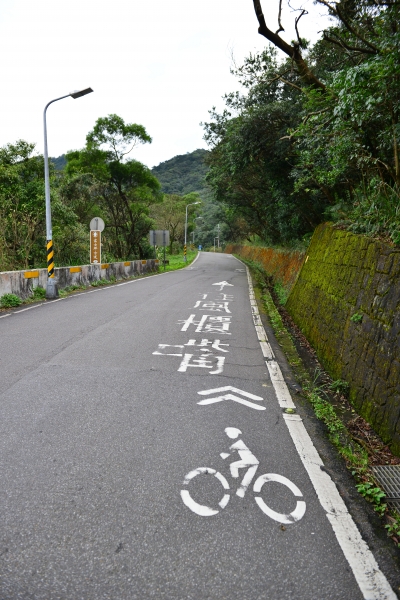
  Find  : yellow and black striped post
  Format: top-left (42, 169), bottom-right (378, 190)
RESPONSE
top-left (184, 244), bottom-right (187, 261)
top-left (45, 239), bottom-right (58, 298)
top-left (46, 240), bottom-right (55, 278)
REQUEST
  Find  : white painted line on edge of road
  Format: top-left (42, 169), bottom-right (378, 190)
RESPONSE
top-left (14, 304), bottom-right (45, 314)
top-left (231, 255), bottom-right (396, 600)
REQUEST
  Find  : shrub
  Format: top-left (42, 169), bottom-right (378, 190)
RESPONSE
top-left (0, 293), bottom-right (22, 308)
top-left (32, 287), bottom-right (46, 300)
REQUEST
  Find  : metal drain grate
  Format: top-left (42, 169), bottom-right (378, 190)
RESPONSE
top-left (372, 465), bottom-right (400, 510)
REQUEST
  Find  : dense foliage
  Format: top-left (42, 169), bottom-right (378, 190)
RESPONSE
top-left (204, 0), bottom-right (400, 245)
top-left (0, 140), bottom-right (89, 270)
top-left (65, 114), bottom-right (161, 260)
top-left (0, 115), bottom-right (163, 270)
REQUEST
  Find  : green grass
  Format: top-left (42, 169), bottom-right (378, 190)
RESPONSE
top-left (159, 251), bottom-right (198, 272)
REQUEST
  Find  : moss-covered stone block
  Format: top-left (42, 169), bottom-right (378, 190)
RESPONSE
top-left (286, 223), bottom-right (400, 455)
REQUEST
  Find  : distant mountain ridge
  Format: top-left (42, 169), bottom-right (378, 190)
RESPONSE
top-left (51, 154), bottom-right (67, 170)
top-left (51, 149), bottom-right (210, 197)
top-left (151, 148), bottom-right (209, 195)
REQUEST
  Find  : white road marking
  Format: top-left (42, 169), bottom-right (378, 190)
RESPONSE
top-left (230, 255), bottom-right (397, 600)
top-left (14, 304), bottom-right (45, 314)
top-left (198, 386), bottom-right (263, 400)
top-left (254, 473), bottom-right (306, 524)
top-left (181, 426), bottom-right (307, 523)
top-left (212, 281), bottom-right (234, 291)
top-left (181, 468), bottom-right (230, 516)
top-left (197, 393), bottom-right (266, 411)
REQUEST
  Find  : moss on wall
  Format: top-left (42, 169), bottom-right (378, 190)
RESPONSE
top-left (286, 224), bottom-right (400, 454)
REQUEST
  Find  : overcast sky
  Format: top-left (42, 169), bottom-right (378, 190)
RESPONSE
top-left (0, 0), bottom-right (331, 168)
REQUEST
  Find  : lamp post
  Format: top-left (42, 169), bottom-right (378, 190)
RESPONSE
top-left (192, 216), bottom-right (203, 245)
top-left (184, 201), bottom-right (201, 262)
top-left (43, 87), bottom-right (93, 298)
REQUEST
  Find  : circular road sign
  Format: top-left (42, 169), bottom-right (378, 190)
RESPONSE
top-left (90, 217), bottom-right (105, 232)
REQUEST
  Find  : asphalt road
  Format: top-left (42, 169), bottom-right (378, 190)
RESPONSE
top-left (0, 252), bottom-right (396, 599)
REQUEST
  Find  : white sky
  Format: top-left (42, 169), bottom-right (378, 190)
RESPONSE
top-left (0, 0), bottom-right (330, 168)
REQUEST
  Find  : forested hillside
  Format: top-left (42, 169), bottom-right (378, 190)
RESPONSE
top-left (51, 154), bottom-right (66, 170)
top-left (150, 149), bottom-right (226, 249)
top-left (151, 149), bottom-right (209, 195)
top-left (0, 115), bottom-right (161, 270)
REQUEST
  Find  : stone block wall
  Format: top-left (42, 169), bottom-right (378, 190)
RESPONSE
top-left (286, 224), bottom-right (400, 453)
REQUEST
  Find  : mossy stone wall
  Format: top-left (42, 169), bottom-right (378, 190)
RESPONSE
top-left (286, 224), bottom-right (400, 453)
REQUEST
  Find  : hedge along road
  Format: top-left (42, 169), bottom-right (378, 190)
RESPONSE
top-left (0, 252), bottom-right (396, 600)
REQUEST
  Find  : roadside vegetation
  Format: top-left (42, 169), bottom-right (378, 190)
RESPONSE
top-left (0, 120), bottom-right (204, 272)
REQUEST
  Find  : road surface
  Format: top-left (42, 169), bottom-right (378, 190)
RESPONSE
top-left (0, 252), bottom-right (396, 599)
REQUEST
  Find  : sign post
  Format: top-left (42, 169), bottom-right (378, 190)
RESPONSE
top-left (90, 230), bottom-right (101, 264)
top-left (90, 217), bottom-right (105, 265)
top-left (149, 230), bottom-right (170, 270)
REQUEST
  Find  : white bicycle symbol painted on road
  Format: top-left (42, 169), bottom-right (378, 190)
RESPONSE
top-left (181, 427), bottom-right (306, 524)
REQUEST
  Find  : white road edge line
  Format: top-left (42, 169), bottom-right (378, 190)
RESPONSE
top-left (231, 255), bottom-right (396, 600)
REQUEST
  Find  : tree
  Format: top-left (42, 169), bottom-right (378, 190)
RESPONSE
top-left (0, 141), bottom-right (47, 269)
top-left (150, 194), bottom-right (187, 253)
top-left (202, 1), bottom-right (400, 245)
top-left (66, 114), bottom-right (162, 259)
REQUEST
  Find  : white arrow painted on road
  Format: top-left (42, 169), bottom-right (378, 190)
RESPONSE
top-left (212, 281), bottom-right (234, 291)
top-left (197, 386), bottom-right (265, 410)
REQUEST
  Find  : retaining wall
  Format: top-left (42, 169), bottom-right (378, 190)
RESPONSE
top-left (228, 226), bottom-right (400, 454)
top-left (286, 224), bottom-right (400, 453)
top-left (0, 259), bottom-right (159, 300)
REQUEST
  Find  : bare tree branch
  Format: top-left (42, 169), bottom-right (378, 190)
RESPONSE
top-left (294, 8), bottom-right (308, 46)
top-left (276, 0), bottom-right (285, 34)
top-left (252, 0), bottom-right (326, 90)
top-left (302, 108), bottom-right (330, 124)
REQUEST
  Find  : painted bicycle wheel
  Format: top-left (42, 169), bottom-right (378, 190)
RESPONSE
top-left (181, 468), bottom-right (230, 516)
top-left (253, 473), bottom-right (306, 524)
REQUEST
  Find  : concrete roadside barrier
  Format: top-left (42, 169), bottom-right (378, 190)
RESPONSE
top-left (0, 259), bottom-right (159, 301)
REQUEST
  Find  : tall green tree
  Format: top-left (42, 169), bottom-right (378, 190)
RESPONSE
top-left (0, 141), bottom-right (46, 269)
top-left (65, 114), bottom-right (162, 259)
top-left (203, 0), bottom-right (400, 245)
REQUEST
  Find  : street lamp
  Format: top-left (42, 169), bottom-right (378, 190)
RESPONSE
top-left (192, 216), bottom-right (203, 245)
top-left (184, 201), bottom-right (201, 262)
top-left (43, 87), bottom-right (93, 298)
